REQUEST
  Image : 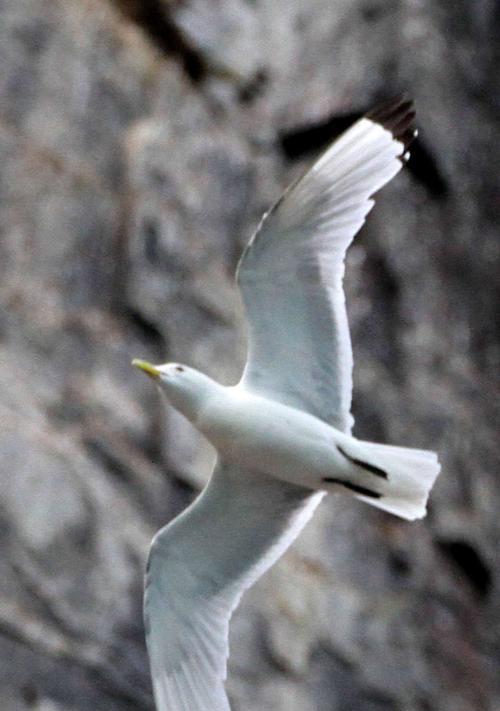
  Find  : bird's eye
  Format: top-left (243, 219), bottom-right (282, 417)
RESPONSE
top-left (175, 365), bottom-right (185, 372)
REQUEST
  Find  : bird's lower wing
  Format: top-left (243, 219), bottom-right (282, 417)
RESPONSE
top-left (237, 97), bottom-right (416, 433)
top-left (145, 461), bottom-right (323, 711)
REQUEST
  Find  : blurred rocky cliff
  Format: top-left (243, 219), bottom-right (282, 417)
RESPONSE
top-left (0, 1), bottom-right (498, 709)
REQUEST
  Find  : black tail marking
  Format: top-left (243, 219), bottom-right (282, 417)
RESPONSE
top-left (337, 445), bottom-right (388, 479)
top-left (322, 478), bottom-right (382, 499)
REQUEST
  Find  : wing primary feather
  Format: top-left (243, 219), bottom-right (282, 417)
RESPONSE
top-left (315, 131), bottom-right (399, 181)
top-left (154, 676), bottom-right (167, 710)
top-left (170, 673), bottom-right (189, 711)
top-left (191, 619), bottom-right (226, 673)
top-left (365, 95), bottom-right (417, 150)
top-left (180, 660), bottom-right (207, 711)
top-left (180, 672), bottom-right (193, 711)
top-left (313, 118), bottom-right (383, 170)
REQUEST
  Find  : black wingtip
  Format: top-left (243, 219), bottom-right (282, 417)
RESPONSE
top-left (365, 95), bottom-right (417, 153)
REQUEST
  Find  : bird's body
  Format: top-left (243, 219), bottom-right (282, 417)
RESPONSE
top-left (176, 378), bottom-right (382, 499)
top-left (195, 380), bottom-right (346, 480)
top-left (132, 96), bottom-right (442, 711)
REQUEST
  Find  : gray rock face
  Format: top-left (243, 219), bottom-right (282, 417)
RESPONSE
top-left (0, 1), bottom-right (498, 709)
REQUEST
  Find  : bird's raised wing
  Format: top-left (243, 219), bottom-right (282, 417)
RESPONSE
top-left (237, 97), bottom-right (416, 433)
top-left (145, 460), bottom-right (323, 711)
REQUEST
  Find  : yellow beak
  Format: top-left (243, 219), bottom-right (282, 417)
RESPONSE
top-left (131, 359), bottom-right (161, 379)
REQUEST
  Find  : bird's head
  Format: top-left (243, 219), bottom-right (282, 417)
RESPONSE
top-left (132, 359), bottom-right (215, 421)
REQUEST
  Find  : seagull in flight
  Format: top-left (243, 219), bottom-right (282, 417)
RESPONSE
top-left (132, 96), bottom-right (441, 711)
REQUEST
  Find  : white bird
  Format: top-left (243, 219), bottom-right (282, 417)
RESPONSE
top-left (132, 96), bottom-right (441, 711)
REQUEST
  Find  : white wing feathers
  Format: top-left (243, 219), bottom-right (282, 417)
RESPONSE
top-left (237, 96), bottom-right (416, 434)
top-left (145, 461), bottom-right (323, 711)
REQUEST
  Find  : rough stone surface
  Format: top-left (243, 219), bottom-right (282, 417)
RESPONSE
top-left (0, 0), bottom-right (498, 709)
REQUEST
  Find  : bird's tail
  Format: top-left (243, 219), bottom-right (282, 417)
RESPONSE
top-left (333, 439), bottom-right (441, 521)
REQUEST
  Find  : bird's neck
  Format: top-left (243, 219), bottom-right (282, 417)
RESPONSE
top-left (163, 374), bottom-right (222, 424)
